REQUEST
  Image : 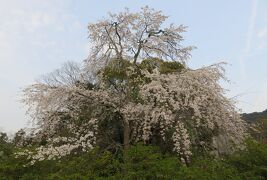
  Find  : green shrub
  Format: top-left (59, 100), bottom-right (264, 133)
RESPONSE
top-left (227, 139), bottom-right (267, 179)
top-left (0, 140), bottom-right (267, 179)
top-left (121, 143), bottom-right (182, 179)
top-left (140, 58), bottom-right (184, 74)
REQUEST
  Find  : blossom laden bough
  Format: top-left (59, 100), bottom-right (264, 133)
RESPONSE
top-left (19, 60), bottom-right (247, 164)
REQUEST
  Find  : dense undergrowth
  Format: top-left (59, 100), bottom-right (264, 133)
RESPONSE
top-left (1, 139), bottom-right (266, 179)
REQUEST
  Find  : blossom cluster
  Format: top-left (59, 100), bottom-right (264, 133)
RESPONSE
top-left (15, 119), bottom-right (98, 165)
top-left (137, 66), bottom-right (247, 162)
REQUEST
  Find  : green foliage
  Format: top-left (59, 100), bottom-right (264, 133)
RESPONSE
top-left (139, 58), bottom-right (163, 73)
top-left (102, 58), bottom-right (132, 83)
top-left (160, 61), bottom-right (184, 74)
top-left (0, 132), bottom-right (14, 162)
top-left (0, 147), bottom-right (121, 179)
top-left (0, 140), bottom-right (267, 179)
top-left (140, 58), bottom-right (184, 74)
top-left (120, 143), bottom-right (182, 179)
top-left (227, 139), bottom-right (267, 179)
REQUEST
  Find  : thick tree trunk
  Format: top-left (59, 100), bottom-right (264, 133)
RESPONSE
top-left (123, 120), bottom-right (130, 150)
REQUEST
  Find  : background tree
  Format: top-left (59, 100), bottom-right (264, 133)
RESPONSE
top-left (0, 132), bottom-right (13, 162)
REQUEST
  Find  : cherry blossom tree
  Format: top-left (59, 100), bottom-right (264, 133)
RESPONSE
top-left (19, 7), bottom-right (248, 165)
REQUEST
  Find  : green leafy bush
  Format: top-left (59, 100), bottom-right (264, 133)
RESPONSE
top-left (0, 141), bottom-right (267, 179)
top-left (140, 58), bottom-right (184, 74)
top-left (227, 139), bottom-right (267, 179)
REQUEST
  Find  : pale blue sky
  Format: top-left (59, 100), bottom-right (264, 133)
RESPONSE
top-left (0, 0), bottom-right (267, 132)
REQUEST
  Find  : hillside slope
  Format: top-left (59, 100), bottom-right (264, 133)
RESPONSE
top-left (242, 109), bottom-right (267, 122)
top-left (242, 109), bottom-right (267, 143)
